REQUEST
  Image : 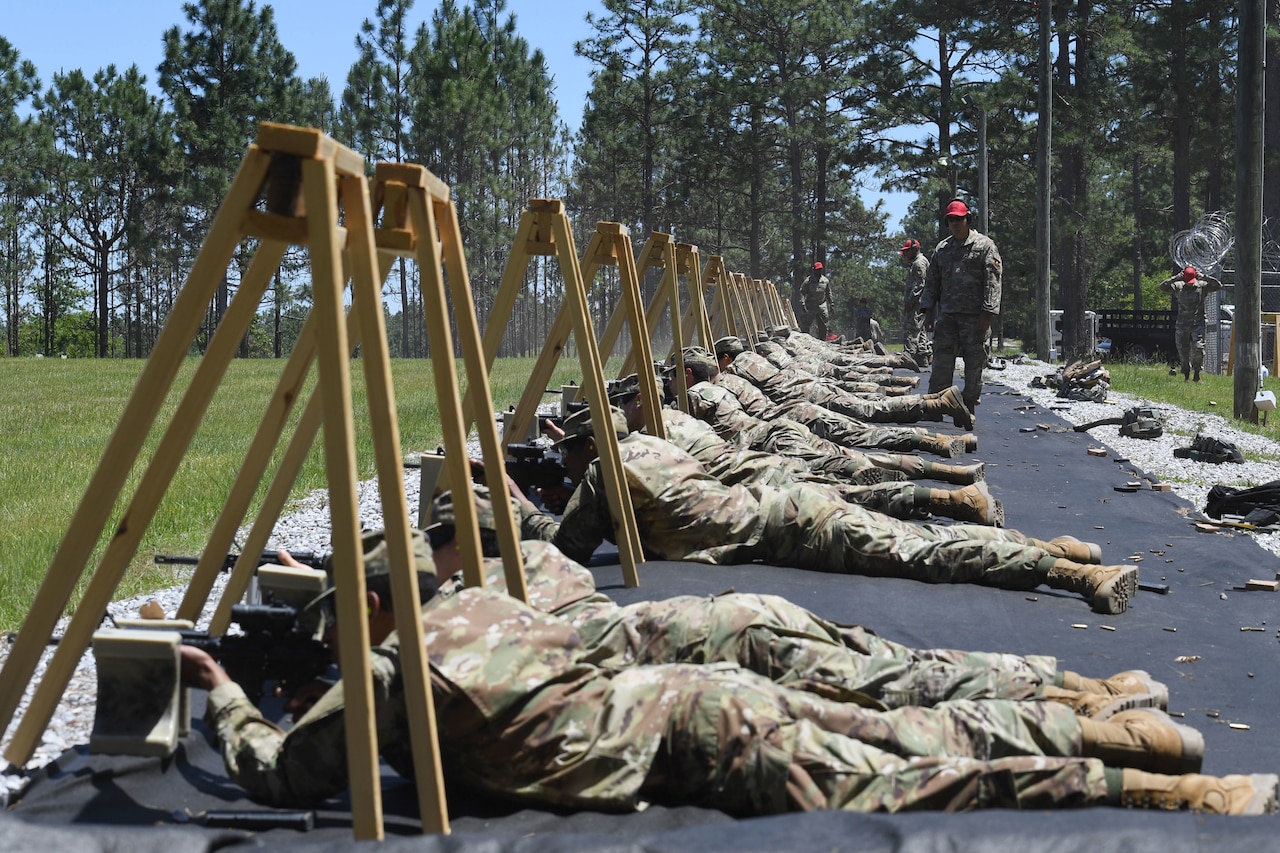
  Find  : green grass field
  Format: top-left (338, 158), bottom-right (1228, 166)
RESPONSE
top-left (0, 356), bottom-right (583, 632)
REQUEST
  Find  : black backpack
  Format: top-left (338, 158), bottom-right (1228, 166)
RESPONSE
top-left (1174, 433), bottom-right (1245, 464)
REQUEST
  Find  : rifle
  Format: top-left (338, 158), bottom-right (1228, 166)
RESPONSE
top-left (176, 602), bottom-right (332, 706)
top-left (154, 550), bottom-right (324, 572)
top-left (504, 443), bottom-right (571, 495)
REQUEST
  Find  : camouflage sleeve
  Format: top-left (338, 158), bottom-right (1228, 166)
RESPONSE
top-left (551, 469), bottom-right (612, 564)
top-left (920, 248), bottom-right (941, 311)
top-left (519, 501), bottom-right (560, 542)
top-left (983, 240), bottom-right (1003, 315)
top-left (204, 649), bottom-right (402, 807)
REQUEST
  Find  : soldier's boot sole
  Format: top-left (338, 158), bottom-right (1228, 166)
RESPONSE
top-left (1045, 560), bottom-right (1138, 614)
top-left (1060, 670), bottom-right (1169, 719)
top-left (1121, 769), bottom-right (1279, 815)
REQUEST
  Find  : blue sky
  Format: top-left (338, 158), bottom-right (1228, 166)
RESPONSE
top-left (4, 0), bottom-right (909, 232)
top-left (4, 0), bottom-right (600, 129)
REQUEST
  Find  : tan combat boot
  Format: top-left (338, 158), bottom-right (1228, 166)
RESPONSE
top-left (1027, 535), bottom-right (1103, 564)
top-left (1078, 709), bottom-right (1203, 774)
top-left (1037, 682), bottom-right (1165, 720)
top-left (919, 460), bottom-right (985, 485)
top-left (1120, 769), bottom-right (1278, 815)
top-left (919, 483), bottom-right (1003, 526)
top-left (895, 352), bottom-right (921, 372)
top-left (959, 433), bottom-right (978, 452)
top-left (1044, 558), bottom-right (1138, 614)
top-left (1060, 669), bottom-right (1168, 717)
top-left (914, 434), bottom-right (967, 458)
top-left (925, 385), bottom-right (974, 430)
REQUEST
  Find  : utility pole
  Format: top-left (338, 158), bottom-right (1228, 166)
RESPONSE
top-left (1235, 0), bottom-right (1264, 421)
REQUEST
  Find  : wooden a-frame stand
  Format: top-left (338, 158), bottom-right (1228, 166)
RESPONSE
top-left (463, 203), bottom-right (644, 588)
top-left (0, 123), bottom-right (474, 839)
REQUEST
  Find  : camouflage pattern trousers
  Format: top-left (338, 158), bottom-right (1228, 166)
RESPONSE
top-left (756, 483), bottom-right (1053, 590)
top-left (566, 592), bottom-right (1058, 710)
top-left (644, 664), bottom-right (1107, 814)
top-left (928, 312), bottom-right (987, 411)
top-left (773, 401), bottom-right (932, 454)
top-left (1174, 320), bottom-right (1206, 373)
top-left (902, 308), bottom-right (932, 362)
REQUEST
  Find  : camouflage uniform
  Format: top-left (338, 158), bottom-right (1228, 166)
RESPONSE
top-left (523, 431), bottom-right (1060, 587)
top-left (205, 564), bottom-right (1107, 812)
top-left (659, 409), bottom-right (924, 519)
top-left (728, 352), bottom-right (932, 425)
top-left (920, 229), bottom-right (1002, 412)
top-left (686, 381), bottom-right (885, 481)
top-left (717, 370), bottom-right (936, 455)
top-left (903, 250), bottom-right (933, 363)
top-left (799, 270), bottom-right (831, 339)
top-left (441, 539), bottom-right (1059, 710)
top-left (1159, 272), bottom-right (1222, 377)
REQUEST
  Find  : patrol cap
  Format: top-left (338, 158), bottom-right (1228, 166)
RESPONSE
top-left (664, 346), bottom-right (718, 379)
top-left (606, 373), bottom-right (641, 402)
top-left (552, 405), bottom-right (631, 448)
top-left (307, 528), bottom-right (437, 612)
top-left (714, 336), bottom-right (745, 358)
top-left (428, 483), bottom-right (505, 557)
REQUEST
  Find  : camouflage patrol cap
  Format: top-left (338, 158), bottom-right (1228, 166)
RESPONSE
top-left (606, 373), bottom-right (641, 402)
top-left (307, 527), bottom-right (437, 612)
top-left (713, 336), bottom-right (745, 358)
top-left (429, 483), bottom-right (498, 531)
top-left (663, 346), bottom-right (718, 378)
top-left (552, 404), bottom-right (631, 447)
top-left (428, 483), bottom-right (507, 558)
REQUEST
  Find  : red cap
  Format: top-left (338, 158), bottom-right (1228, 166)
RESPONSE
top-left (945, 200), bottom-right (970, 218)
top-left (900, 239), bottom-right (919, 254)
top-left (1184, 266), bottom-right (1196, 281)
top-left (813, 262), bottom-right (823, 270)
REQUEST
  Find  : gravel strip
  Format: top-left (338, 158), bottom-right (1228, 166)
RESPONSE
top-left (3, 373), bottom-right (1278, 803)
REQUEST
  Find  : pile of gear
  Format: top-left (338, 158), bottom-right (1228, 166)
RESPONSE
top-left (1029, 359), bottom-right (1111, 402)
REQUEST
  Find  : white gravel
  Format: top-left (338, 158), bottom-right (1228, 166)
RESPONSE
top-left (3, 369), bottom-right (1279, 804)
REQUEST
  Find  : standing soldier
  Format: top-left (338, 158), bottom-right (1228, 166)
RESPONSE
top-left (800, 261), bottom-right (832, 340)
top-left (1159, 266), bottom-right (1223, 382)
top-left (900, 238), bottom-right (932, 368)
top-left (921, 199), bottom-right (1002, 423)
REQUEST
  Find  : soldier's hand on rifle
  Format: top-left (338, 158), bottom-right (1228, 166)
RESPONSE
top-left (180, 645), bottom-right (231, 691)
top-left (274, 549), bottom-right (307, 570)
top-left (540, 418), bottom-right (566, 441)
top-left (537, 485), bottom-right (573, 515)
